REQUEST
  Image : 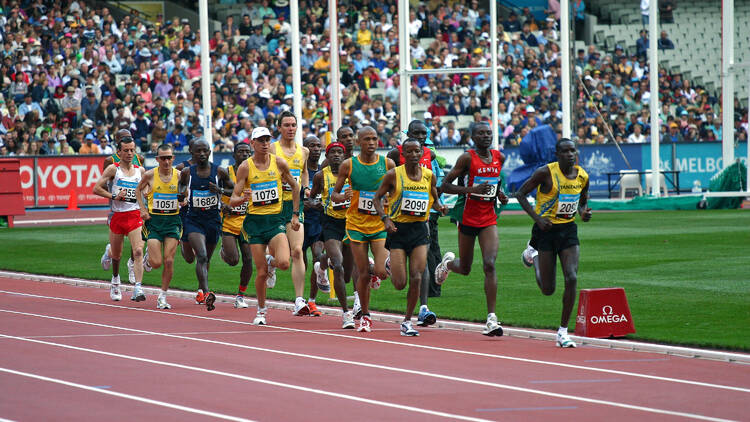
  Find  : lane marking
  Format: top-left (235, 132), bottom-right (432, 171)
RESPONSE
top-left (585, 359), bottom-right (670, 363)
top-left (0, 312), bottom-right (737, 422)
top-left (0, 334), bottom-right (492, 422)
top-left (0, 367), bottom-right (253, 422)
top-left (476, 406), bottom-right (578, 412)
top-left (529, 379), bottom-right (622, 384)
top-left (2, 289), bottom-right (749, 394)
top-left (13, 217), bottom-right (107, 226)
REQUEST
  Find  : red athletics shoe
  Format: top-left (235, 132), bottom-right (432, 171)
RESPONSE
top-left (308, 301), bottom-right (322, 317)
top-left (195, 290), bottom-right (206, 304)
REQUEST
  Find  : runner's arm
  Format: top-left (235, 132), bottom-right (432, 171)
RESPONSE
top-left (278, 156), bottom-right (301, 231)
top-left (374, 169), bottom-right (396, 232)
top-left (439, 153), bottom-right (491, 195)
top-left (177, 167), bottom-right (190, 202)
top-left (136, 170), bottom-right (154, 220)
top-left (515, 166), bottom-right (553, 230)
top-left (308, 170), bottom-right (324, 199)
top-left (331, 159), bottom-right (351, 202)
top-left (93, 164), bottom-right (118, 199)
top-left (229, 161), bottom-right (250, 207)
top-left (300, 146), bottom-right (310, 197)
top-left (430, 173), bottom-right (447, 215)
top-left (578, 179), bottom-right (592, 222)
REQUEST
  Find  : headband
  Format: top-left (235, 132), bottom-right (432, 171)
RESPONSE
top-left (326, 142), bottom-right (346, 154)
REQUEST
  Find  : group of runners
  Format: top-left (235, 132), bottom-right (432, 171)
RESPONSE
top-left (93, 117), bottom-right (591, 347)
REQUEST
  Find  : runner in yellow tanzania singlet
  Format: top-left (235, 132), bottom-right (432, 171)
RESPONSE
top-left (534, 161), bottom-right (589, 224)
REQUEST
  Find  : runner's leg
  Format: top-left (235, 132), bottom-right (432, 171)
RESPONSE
top-left (286, 223), bottom-right (306, 298)
top-left (389, 249), bottom-right (407, 290)
top-left (324, 238), bottom-right (348, 310)
top-left (350, 241), bottom-right (372, 315)
top-left (146, 238), bottom-right (163, 270)
top-left (221, 233), bottom-right (240, 266)
top-left (447, 231), bottom-right (477, 275)
top-left (477, 225), bottom-right (499, 314)
top-left (188, 232), bottom-right (209, 292)
top-left (558, 245), bottom-right (580, 328)
top-left (406, 245), bottom-right (428, 321)
top-left (161, 237), bottom-right (179, 291)
top-left (109, 232), bottom-right (125, 277)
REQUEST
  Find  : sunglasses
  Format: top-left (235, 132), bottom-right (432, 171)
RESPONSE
top-left (157, 155), bottom-right (174, 160)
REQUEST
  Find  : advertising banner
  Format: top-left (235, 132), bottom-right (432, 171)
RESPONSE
top-left (19, 156), bottom-right (110, 207)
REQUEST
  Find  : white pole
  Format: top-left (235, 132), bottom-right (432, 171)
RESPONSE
top-left (649, 0), bottom-right (660, 196)
top-left (489, 0), bottom-right (499, 149)
top-left (561, 0), bottom-right (571, 139)
top-left (747, 78), bottom-right (749, 192)
top-left (721, 0), bottom-right (735, 169)
top-left (199, 0), bottom-right (212, 159)
top-left (398, 0), bottom-right (411, 135)
top-left (290, 0), bottom-right (303, 145)
top-left (328, 0), bottom-right (341, 134)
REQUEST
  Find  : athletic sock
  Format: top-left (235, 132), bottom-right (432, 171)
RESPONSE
top-left (238, 285), bottom-right (247, 296)
top-left (354, 291), bottom-right (360, 302)
top-left (308, 298), bottom-right (315, 304)
top-left (135, 282), bottom-right (142, 288)
top-left (420, 305), bottom-right (428, 312)
top-left (258, 306), bottom-right (267, 314)
top-left (159, 290), bottom-right (167, 298)
top-left (488, 312), bottom-right (496, 320)
top-left (558, 326), bottom-right (568, 336)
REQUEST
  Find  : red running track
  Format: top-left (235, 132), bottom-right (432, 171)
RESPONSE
top-left (1, 276), bottom-right (749, 422)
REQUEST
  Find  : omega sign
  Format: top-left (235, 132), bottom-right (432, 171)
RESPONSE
top-left (590, 305), bottom-right (629, 324)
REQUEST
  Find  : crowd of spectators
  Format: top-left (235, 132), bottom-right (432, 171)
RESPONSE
top-left (0, 0), bottom-right (747, 158)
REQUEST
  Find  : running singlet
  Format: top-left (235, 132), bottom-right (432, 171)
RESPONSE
top-left (321, 167), bottom-right (349, 220)
top-left (305, 165), bottom-right (322, 228)
top-left (147, 168), bottom-right (180, 215)
top-left (461, 149), bottom-right (503, 228)
top-left (396, 145), bottom-right (433, 169)
top-left (535, 162), bottom-right (589, 224)
top-left (186, 164), bottom-right (221, 220)
top-left (274, 142), bottom-right (305, 202)
top-left (111, 163), bottom-right (141, 213)
top-left (112, 152), bottom-right (142, 167)
top-left (245, 157), bottom-right (283, 215)
top-left (346, 155), bottom-right (387, 234)
top-left (222, 165), bottom-right (247, 233)
top-left (389, 165), bottom-right (433, 223)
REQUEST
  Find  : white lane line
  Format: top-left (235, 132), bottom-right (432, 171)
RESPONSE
top-left (0, 367), bottom-right (253, 422)
top-left (0, 334), bottom-right (492, 422)
top-left (529, 379), bottom-right (622, 384)
top-left (13, 217), bottom-right (107, 226)
top-left (2, 289), bottom-right (748, 394)
top-left (23, 330), bottom-right (261, 339)
top-left (476, 406), bottom-right (578, 412)
top-left (0, 312), bottom-right (735, 422)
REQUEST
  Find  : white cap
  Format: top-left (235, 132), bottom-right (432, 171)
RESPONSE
top-left (251, 126), bottom-right (272, 139)
top-left (423, 111), bottom-right (432, 119)
top-left (526, 105), bottom-right (536, 113)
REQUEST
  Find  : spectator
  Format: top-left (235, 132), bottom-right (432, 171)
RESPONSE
top-left (662, 122), bottom-right (684, 142)
top-left (165, 123), bottom-right (187, 151)
top-left (627, 123), bottom-right (647, 143)
top-left (428, 95), bottom-right (448, 118)
top-left (636, 29), bottom-right (649, 59)
top-left (640, 0), bottom-right (650, 27)
top-left (658, 31), bottom-right (674, 50)
top-left (18, 94), bottom-right (44, 121)
top-left (659, 0), bottom-right (676, 24)
top-left (79, 133), bottom-right (101, 154)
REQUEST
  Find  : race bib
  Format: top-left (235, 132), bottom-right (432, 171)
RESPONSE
top-left (250, 181), bottom-right (279, 206)
top-left (229, 201), bottom-right (248, 215)
top-left (400, 190), bottom-right (429, 217)
top-left (330, 185), bottom-right (350, 210)
top-left (152, 192), bottom-right (178, 214)
top-left (282, 168), bottom-right (301, 191)
top-left (191, 189), bottom-right (219, 209)
top-left (115, 180), bottom-right (138, 203)
top-left (357, 191), bottom-right (377, 215)
top-left (556, 193), bottom-right (580, 217)
top-left (469, 176), bottom-right (499, 201)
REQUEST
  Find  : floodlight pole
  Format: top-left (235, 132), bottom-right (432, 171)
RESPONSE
top-left (648, 0), bottom-right (660, 196)
top-left (721, 0), bottom-right (735, 168)
top-left (328, 0), bottom-right (341, 134)
top-left (291, 0), bottom-right (303, 145)
top-left (199, 0), bottom-right (213, 159)
top-left (398, 0), bottom-right (411, 136)
top-left (490, 0), bottom-right (499, 149)
top-left (561, 0), bottom-right (571, 139)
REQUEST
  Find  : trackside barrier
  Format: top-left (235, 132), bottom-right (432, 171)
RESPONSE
top-left (0, 159), bottom-right (26, 227)
top-left (575, 288), bottom-right (636, 338)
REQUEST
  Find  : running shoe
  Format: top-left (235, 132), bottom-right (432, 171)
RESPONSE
top-left (435, 251), bottom-right (455, 285)
top-left (368, 257), bottom-right (381, 289)
top-left (143, 248), bottom-right (152, 272)
top-left (157, 295), bottom-right (171, 309)
top-left (416, 305), bottom-right (437, 327)
top-left (400, 321), bottom-right (419, 337)
top-left (131, 285), bottom-right (146, 302)
top-left (308, 301), bottom-right (322, 317)
top-left (522, 242), bottom-right (538, 268)
top-left (556, 332), bottom-right (577, 348)
top-left (293, 298), bottom-right (310, 316)
top-left (342, 311), bottom-right (355, 329)
top-left (482, 313), bottom-right (504, 337)
top-left (195, 290), bottom-right (206, 304)
top-left (313, 261), bottom-right (330, 293)
top-left (253, 310), bottom-right (267, 325)
top-left (357, 315), bottom-right (372, 333)
top-left (265, 254), bottom-right (276, 288)
top-left (205, 291), bottom-right (216, 311)
top-left (384, 254), bottom-right (391, 277)
top-left (101, 244), bottom-right (112, 270)
top-left (234, 295), bottom-right (249, 309)
top-left (126, 257), bottom-right (136, 284)
top-left (352, 298), bottom-right (362, 320)
top-left (109, 275), bottom-right (121, 301)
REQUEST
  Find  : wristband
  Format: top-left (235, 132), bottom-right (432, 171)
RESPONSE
top-left (292, 211), bottom-right (300, 216)
top-left (380, 214), bottom-right (389, 221)
top-left (111, 193), bottom-right (116, 200)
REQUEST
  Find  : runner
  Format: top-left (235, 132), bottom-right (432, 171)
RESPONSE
top-left (301, 135), bottom-right (328, 317)
top-left (136, 143), bottom-right (182, 309)
top-left (230, 127), bottom-right (301, 325)
top-left (93, 135), bottom-right (146, 302)
top-left (270, 111), bottom-right (310, 316)
top-left (375, 138), bottom-right (446, 336)
top-left (178, 139), bottom-right (234, 311)
top-left (309, 141), bottom-right (355, 328)
top-left (332, 126), bottom-right (395, 333)
top-left (220, 142), bottom-right (254, 309)
top-left (516, 138), bottom-right (592, 348)
top-left (321, 125), bottom-right (355, 168)
top-left (435, 122), bottom-right (508, 336)
top-left (176, 141), bottom-right (199, 265)
top-left (100, 129), bottom-right (150, 283)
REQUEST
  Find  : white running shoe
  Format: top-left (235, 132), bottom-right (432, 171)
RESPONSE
top-left (368, 257), bottom-right (381, 290)
top-left (265, 254), bottom-right (276, 288)
top-left (126, 258), bottom-right (136, 284)
top-left (314, 261), bottom-right (331, 293)
top-left (352, 297), bottom-right (362, 320)
top-left (400, 321), bottom-right (419, 337)
top-left (234, 295), bottom-right (249, 309)
top-left (131, 285), bottom-right (146, 302)
top-left (556, 332), bottom-right (577, 348)
top-left (522, 242), bottom-right (538, 268)
top-left (482, 313), bottom-right (504, 337)
top-left (157, 295), bottom-right (171, 309)
top-left (357, 315), bottom-right (372, 333)
top-left (143, 249), bottom-right (152, 272)
top-left (293, 297), bottom-right (310, 316)
top-left (101, 244), bottom-right (112, 270)
top-left (342, 311), bottom-right (355, 329)
top-left (253, 310), bottom-right (267, 325)
top-left (384, 254), bottom-right (391, 277)
top-left (435, 251), bottom-right (454, 285)
top-left (109, 275), bottom-right (121, 301)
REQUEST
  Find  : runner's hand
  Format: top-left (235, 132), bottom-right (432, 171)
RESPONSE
top-left (114, 189), bottom-right (127, 201)
top-left (384, 217), bottom-right (397, 233)
top-left (535, 217), bottom-right (553, 231)
top-left (290, 215), bottom-right (301, 231)
top-left (497, 190), bottom-right (509, 205)
top-left (242, 189), bottom-right (252, 201)
top-left (344, 186), bottom-right (353, 201)
top-left (207, 182), bottom-right (222, 194)
top-left (581, 207), bottom-right (592, 222)
top-left (140, 208), bottom-right (150, 221)
top-left (437, 204), bottom-right (447, 216)
top-left (471, 182), bottom-right (492, 195)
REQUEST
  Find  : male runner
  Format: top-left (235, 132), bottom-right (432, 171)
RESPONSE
top-left (435, 122), bottom-right (508, 336)
top-left (332, 126), bottom-right (395, 333)
top-left (321, 126), bottom-right (355, 168)
top-left (270, 111), bottom-right (310, 316)
top-left (310, 141), bottom-right (355, 328)
top-left (93, 135), bottom-right (146, 302)
top-left (301, 135), bottom-right (329, 317)
top-left (375, 138), bottom-right (446, 336)
top-left (136, 143), bottom-right (182, 309)
top-left (176, 141), bottom-right (199, 265)
top-left (516, 138), bottom-right (591, 348)
top-left (230, 127), bottom-right (300, 325)
top-left (178, 139), bottom-right (234, 311)
top-left (100, 129), bottom-right (150, 282)
top-left (220, 142), bottom-right (254, 309)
